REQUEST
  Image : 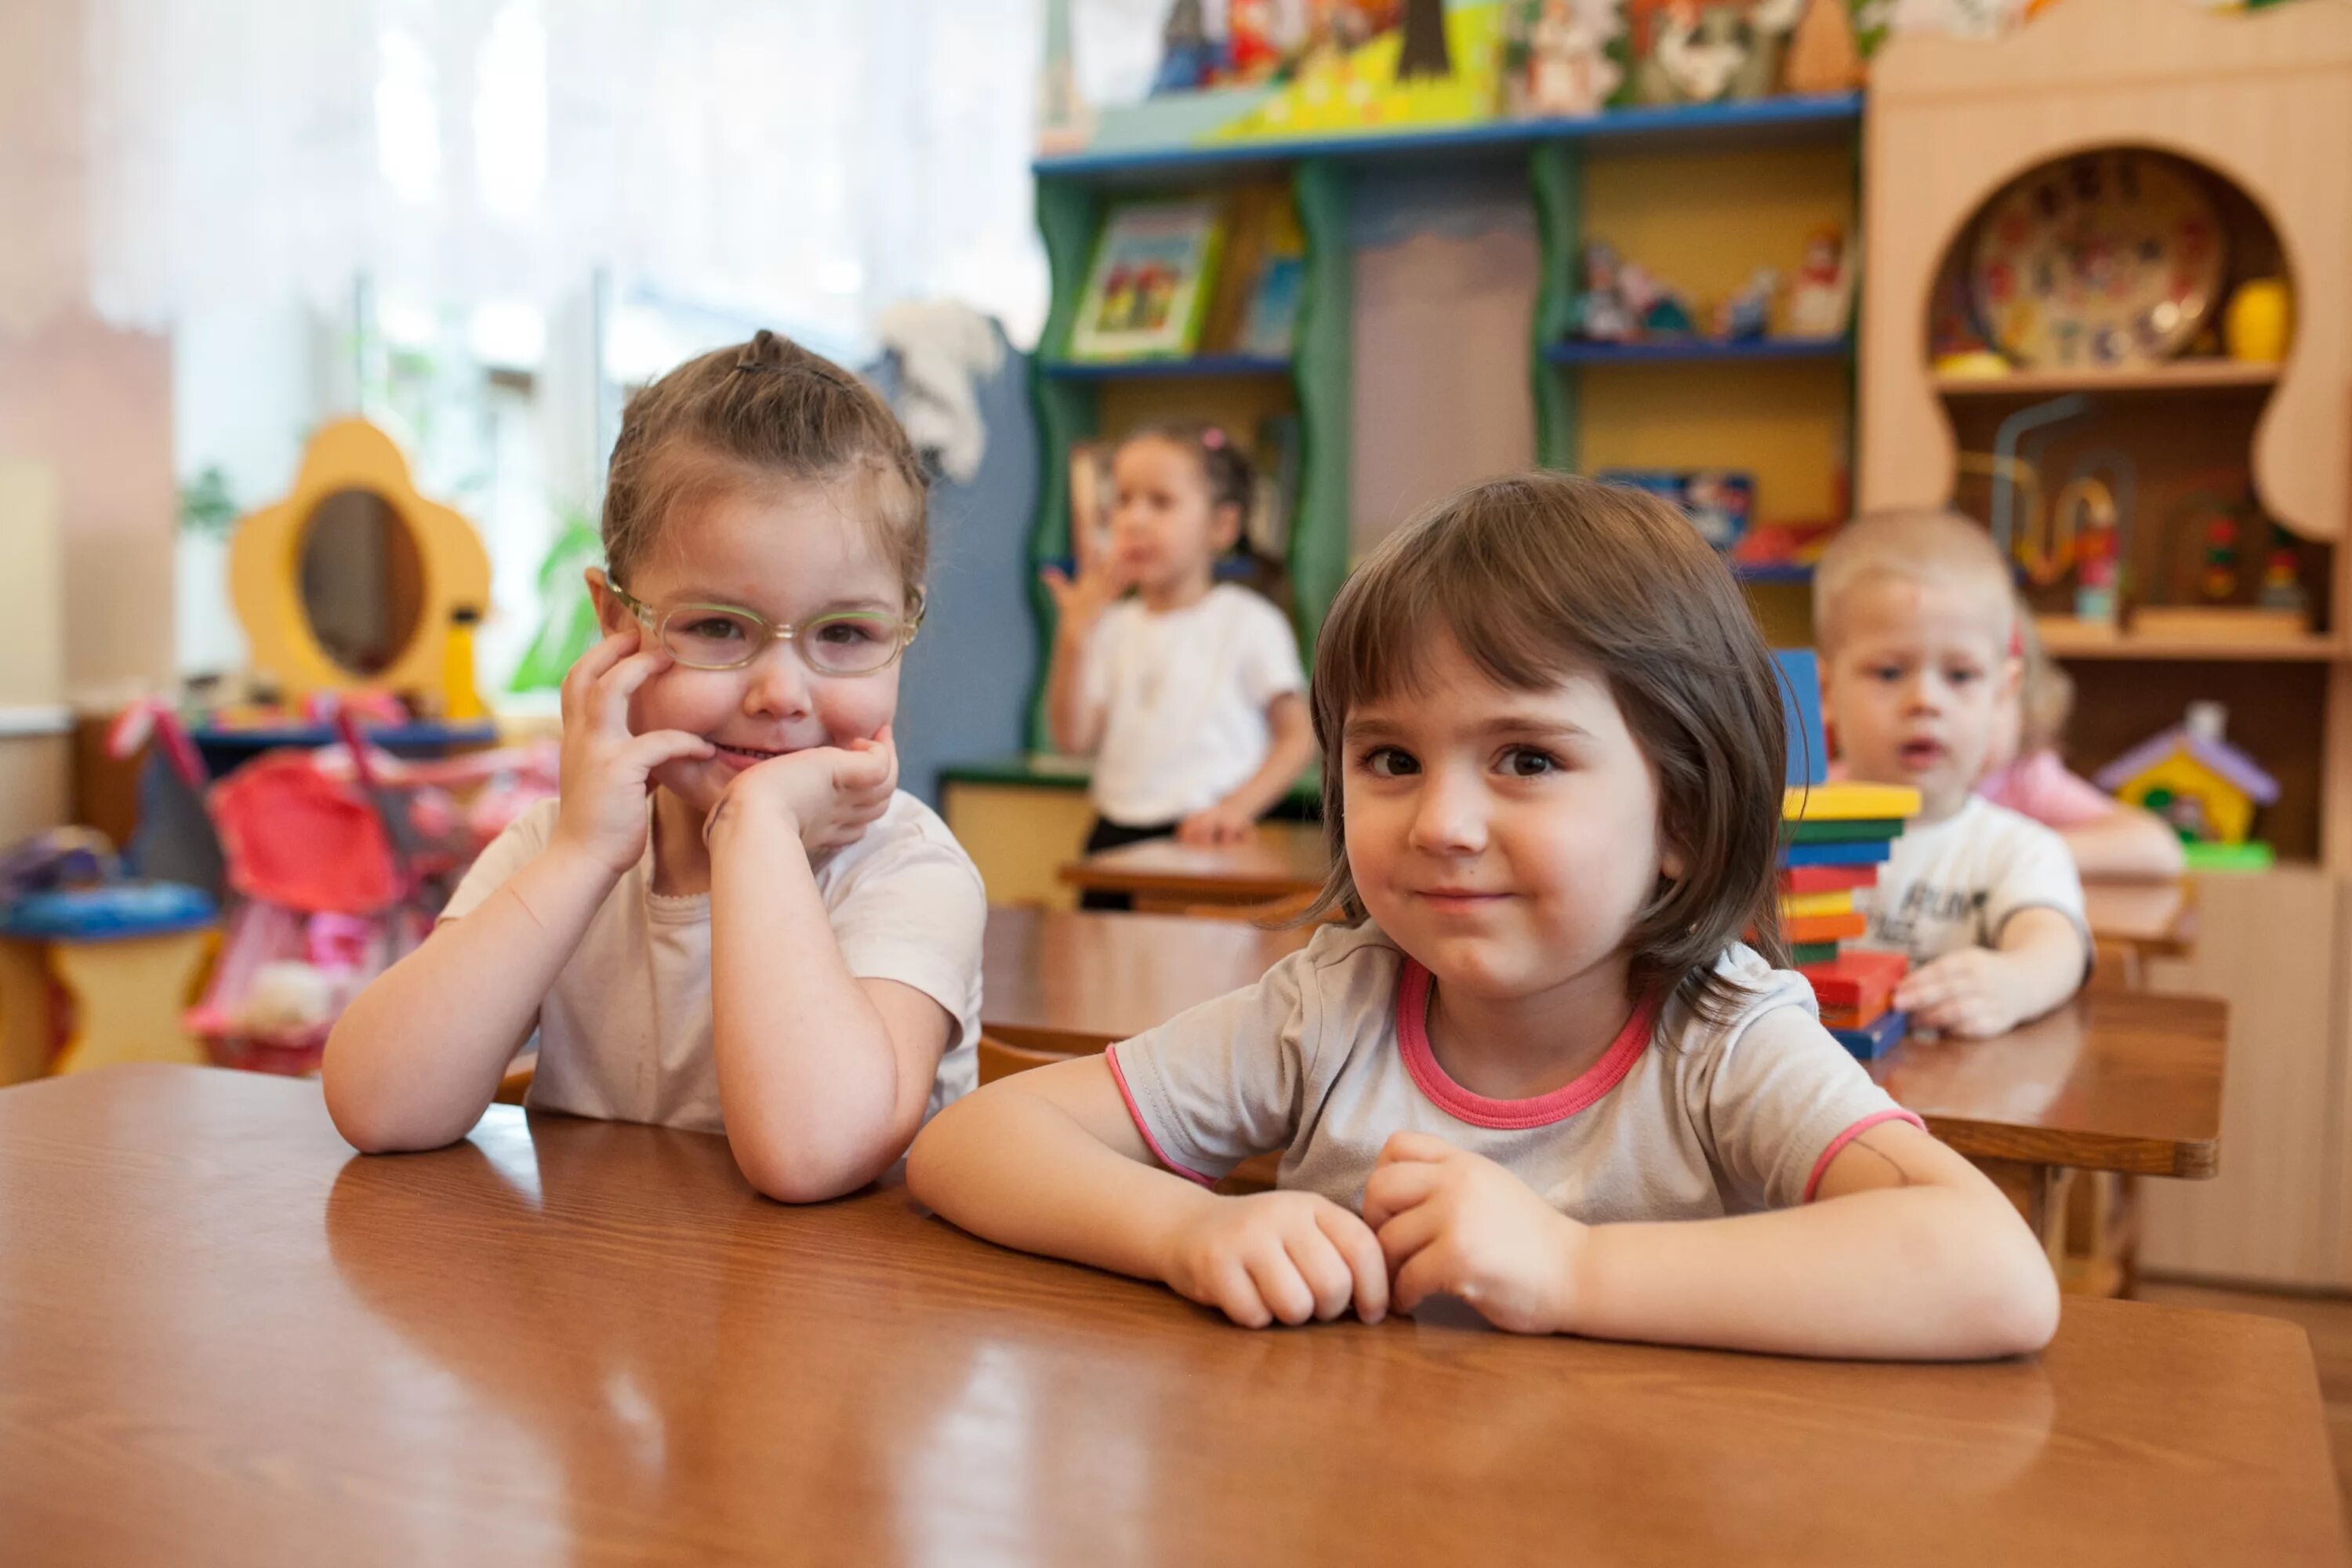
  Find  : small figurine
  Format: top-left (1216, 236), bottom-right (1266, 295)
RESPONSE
top-left (1512, 0), bottom-right (1625, 117)
top-left (1715, 267), bottom-right (1777, 339)
top-left (1571, 241), bottom-right (1639, 341)
top-left (1786, 227), bottom-right (1854, 339)
top-left (2257, 522), bottom-right (2307, 615)
top-left (1655, 1), bottom-right (1747, 103)
top-left (1225, 0), bottom-right (1290, 82)
top-left (1150, 0), bottom-right (1218, 96)
top-left (1731, 0), bottom-right (1804, 99)
top-left (1623, 262), bottom-right (1697, 336)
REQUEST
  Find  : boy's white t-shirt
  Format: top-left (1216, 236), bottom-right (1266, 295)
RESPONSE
top-left (440, 792), bottom-right (984, 1133)
top-left (1107, 923), bottom-right (1920, 1219)
top-left (1855, 795), bottom-right (2090, 967)
top-left (1083, 583), bottom-right (1306, 826)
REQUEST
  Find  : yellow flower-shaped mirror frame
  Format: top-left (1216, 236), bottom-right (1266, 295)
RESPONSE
top-left (227, 418), bottom-right (490, 702)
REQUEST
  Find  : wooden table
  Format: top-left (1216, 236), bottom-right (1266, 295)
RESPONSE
top-left (1, 1067), bottom-right (2337, 1567)
top-left (983, 906), bottom-right (1314, 1053)
top-left (1062, 832), bottom-right (2201, 960)
top-left (1058, 822), bottom-right (1327, 910)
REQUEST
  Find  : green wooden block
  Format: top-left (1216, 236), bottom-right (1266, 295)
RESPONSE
top-left (1790, 941), bottom-right (1842, 965)
top-left (1784, 818), bottom-right (1906, 844)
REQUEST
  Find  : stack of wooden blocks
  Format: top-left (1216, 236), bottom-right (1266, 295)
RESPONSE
top-left (1780, 781), bottom-right (1917, 1062)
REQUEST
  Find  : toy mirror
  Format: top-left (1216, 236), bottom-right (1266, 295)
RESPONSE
top-left (296, 487), bottom-right (426, 677)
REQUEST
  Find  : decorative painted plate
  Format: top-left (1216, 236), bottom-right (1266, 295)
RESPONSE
top-left (1969, 151), bottom-right (2226, 369)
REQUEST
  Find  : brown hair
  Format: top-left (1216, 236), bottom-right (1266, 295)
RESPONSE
top-left (1811, 508), bottom-right (2016, 655)
top-left (1305, 471), bottom-right (1790, 1023)
top-left (1120, 423), bottom-right (1256, 529)
top-left (601, 329), bottom-right (928, 604)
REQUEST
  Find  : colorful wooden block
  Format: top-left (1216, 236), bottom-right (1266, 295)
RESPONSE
top-left (1780, 864), bottom-right (1878, 895)
top-left (1776, 649), bottom-right (1828, 789)
top-left (1790, 940), bottom-right (1842, 965)
top-left (1782, 781), bottom-right (1922, 822)
top-left (1800, 949), bottom-right (1908, 1011)
top-left (1785, 818), bottom-right (1907, 844)
top-left (1779, 889), bottom-right (1857, 920)
top-left (1784, 911), bottom-right (1867, 945)
top-left (1781, 840), bottom-right (1895, 869)
top-left (1831, 1010), bottom-right (1907, 1062)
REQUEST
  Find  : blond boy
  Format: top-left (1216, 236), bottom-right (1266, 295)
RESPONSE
top-left (1813, 512), bottom-right (2090, 1037)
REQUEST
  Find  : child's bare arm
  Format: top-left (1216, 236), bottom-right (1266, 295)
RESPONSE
top-left (1364, 1123), bottom-right (2056, 1359)
top-left (909, 1057), bottom-right (1388, 1327)
top-left (2058, 801), bottom-right (2186, 880)
top-left (1895, 908), bottom-right (2087, 1038)
top-left (324, 843), bottom-right (611, 1152)
top-left (1179, 692), bottom-right (1318, 844)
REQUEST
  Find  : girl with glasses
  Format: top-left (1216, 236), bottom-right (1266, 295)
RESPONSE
top-left (326, 332), bottom-right (985, 1203)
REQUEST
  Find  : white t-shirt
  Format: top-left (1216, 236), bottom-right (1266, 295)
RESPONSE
top-left (1108, 923), bottom-right (1920, 1219)
top-left (440, 793), bottom-right (984, 1134)
top-left (1855, 795), bottom-right (2090, 968)
top-left (1082, 583), bottom-right (1306, 826)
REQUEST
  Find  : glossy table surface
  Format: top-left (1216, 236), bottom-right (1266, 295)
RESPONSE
top-left (0, 1067), bottom-right (2332, 1566)
top-left (982, 908), bottom-right (2223, 1178)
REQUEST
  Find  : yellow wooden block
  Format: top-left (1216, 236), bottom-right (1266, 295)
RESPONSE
top-left (1783, 781), bottom-right (1922, 822)
top-left (1779, 889), bottom-right (1857, 920)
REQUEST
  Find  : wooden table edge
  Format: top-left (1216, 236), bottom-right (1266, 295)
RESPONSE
top-left (1918, 1116), bottom-right (2220, 1179)
top-left (1054, 863), bottom-right (1310, 902)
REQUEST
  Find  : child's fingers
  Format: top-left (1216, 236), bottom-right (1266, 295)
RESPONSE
top-left (1359, 1158), bottom-right (1442, 1232)
top-left (1281, 1228), bottom-right (1359, 1322)
top-left (625, 730), bottom-right (715, 778)
top-left (592, 647), bottom-right (674, 731)
top-left (1371, 1200), bottom-right (1446, 1275)
top-left (1390, 1240), bottom-right (1463, 1317)
top-left (1193, 1255), bottom-right (1271, 1329)
top-left (560, 632), bottom-right (638, 720)
top-left (1242, 1240), bottom-right (1318, 1327)
top-left (1314, 1203), bottom-right (1389, 1323)
top-left (1377, 1130), bottom-right (1462, 1168)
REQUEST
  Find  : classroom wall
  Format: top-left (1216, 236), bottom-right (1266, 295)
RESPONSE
top-left (1349, 165), bottom-right (1540, 559)
top-left (881, 326), bottom-right (1043, 808)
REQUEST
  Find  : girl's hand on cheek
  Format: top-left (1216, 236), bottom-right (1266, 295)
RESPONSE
top-left (551, 632), bottom-right (715, 875)
top-left (1363, 1132), bottom-right (1584, 1335)
top-left (709, 725), bottom-right (897, 858)
top-left (1162, 1190), bottom-right (1389, 1328)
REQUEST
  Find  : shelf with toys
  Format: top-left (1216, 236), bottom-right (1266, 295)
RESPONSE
top-left (1933, 361), bottom-right (2283, 398)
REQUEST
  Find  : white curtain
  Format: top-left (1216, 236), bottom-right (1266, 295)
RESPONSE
top-left (15, 0), bottom-right (1075, 347)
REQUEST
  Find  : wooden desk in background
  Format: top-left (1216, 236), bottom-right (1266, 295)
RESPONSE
top-left (1064, 833), bottom-right (2201, 959)
top-left (982, 908), bottom-right (2223, 1243)
top-left (0, 1067), bottom-right (2335, 1566)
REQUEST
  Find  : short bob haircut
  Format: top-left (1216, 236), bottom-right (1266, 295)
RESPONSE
top-left (1304, 471), bottom-right (1791, 1024)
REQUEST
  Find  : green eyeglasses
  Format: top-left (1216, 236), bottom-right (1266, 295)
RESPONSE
top-left (606, 582), bottom-right (923, 675)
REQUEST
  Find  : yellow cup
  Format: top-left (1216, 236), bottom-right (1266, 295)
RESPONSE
top-left (2224, 278), bottom-right (2292, 364)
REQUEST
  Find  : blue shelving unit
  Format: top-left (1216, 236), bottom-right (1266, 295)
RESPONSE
top-left (1544, 337), bottom-right (1851, 368)
top-left (1038, 354), bottom-right (1294, 381)
top-left (1034, 93), bottom-right (1864, 180)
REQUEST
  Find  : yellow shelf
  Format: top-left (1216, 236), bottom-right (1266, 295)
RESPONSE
top-left (2036, 624), bottom-right (2343, 662)
top-left (1933, 361), bottom-right (2281, 397)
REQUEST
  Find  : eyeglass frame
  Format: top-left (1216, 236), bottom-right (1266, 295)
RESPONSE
top-left (602, 577), bottom-right (925, 674)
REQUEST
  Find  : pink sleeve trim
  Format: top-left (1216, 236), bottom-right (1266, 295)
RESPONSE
top-left (1104, 1043), bottom-right (1218, 1189)
top-left (1803, 1109), bottom-right (1927, 1203)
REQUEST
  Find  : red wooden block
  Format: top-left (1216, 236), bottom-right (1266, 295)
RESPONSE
top-left (1800, 949), bottom-right (1908, 1012)
top-left (1778, 864), bottom-right (1878, 895)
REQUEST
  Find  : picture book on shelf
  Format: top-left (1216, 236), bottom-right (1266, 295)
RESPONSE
top-left (1069, 200), bottom-right (1225, 361)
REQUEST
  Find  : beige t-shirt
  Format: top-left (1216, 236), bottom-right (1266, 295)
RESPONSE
top-left (1108, 924), bottom-right (1919, 1219)
top-left (441, 793), bottom-right (984, 1133)
top-left (1856, 795), bottom-right (2091, 969)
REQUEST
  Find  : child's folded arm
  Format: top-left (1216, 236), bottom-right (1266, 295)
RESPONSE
top-left (323, 837), bottom-right (615, 1152)
top-left (2057, 801), bottom-right (2187, 880)
top-left (1566, 1120), bottom-right (2058, 1359)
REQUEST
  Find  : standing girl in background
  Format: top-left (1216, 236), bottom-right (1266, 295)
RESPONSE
top-left (325, 332), bottom-right (986, 1203)
top-left (1979, 606), bottom-right (2184, 880)
top-left (914, 474), bottom-right (2056, 1359)
top-left (1042, 426), bottom-right (1316, 904)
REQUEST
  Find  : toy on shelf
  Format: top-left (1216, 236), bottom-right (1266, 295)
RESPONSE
top-left (2095, 702), bottom-right (2280, 863)
top-left (1781, 0), bottom-right (1863, 93)
top-left (1600, 468), bottom-right (1755, 550)
top-left (1636, 0), bottom-right (1804, 105)
top-left (1621, 261), bottom-right (1697, 336)
top-left (1150, 0), bottom-right (1218, 96)
top-left (2126, 492), bottom-right (2313, 643)
top-left (2257, 522), bottom-right (2310, 619)
top-left (1504, 0), bottom-right (1624, 117)
top-left (1715, 267), bottom-right (1778, 340)
top-left (1570, 241), bottom-right (1640, 341)
top-left (2223, 278), bottom-right (2293, 365)
top-left (229, 418), bottom-right (491, 710)
top-left (1968, 149), bottom-right (2227, 370)
top-left (1784, 227), bottom-right (1853, 339)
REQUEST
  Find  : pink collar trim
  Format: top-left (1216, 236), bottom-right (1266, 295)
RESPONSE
top-left (1395, 960), bottom-right (1661, 1131)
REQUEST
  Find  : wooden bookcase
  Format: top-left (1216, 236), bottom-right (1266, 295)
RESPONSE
top-left (1859, 0), bottom-right (2352, 1288)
